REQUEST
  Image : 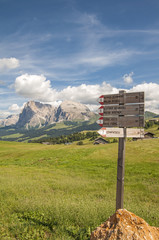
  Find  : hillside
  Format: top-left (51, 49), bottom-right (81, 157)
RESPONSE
top-left (145, 111), bottom-right (158, 120)
top-left (0, 139), bottom-right (158, 239)
top-left (0, 119), bottom-right (99, 142)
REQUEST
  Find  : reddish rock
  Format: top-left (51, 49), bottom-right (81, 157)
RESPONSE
top-left (90, 209), bottom-right (159, 240)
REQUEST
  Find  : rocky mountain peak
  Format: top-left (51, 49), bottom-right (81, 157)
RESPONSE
top-left (1, 100), bottom-right (96, 129)
top-left (17, 101), bottom-right (56, 128)
top-left (56, 100), bottom-right (94, 122)
top-left (60, 100), bottom-right (90, 112)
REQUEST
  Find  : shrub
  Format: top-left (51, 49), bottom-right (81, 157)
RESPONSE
top-left (77, 141), bottom-right (83, 145)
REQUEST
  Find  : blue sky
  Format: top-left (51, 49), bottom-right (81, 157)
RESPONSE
top-left (0, 0), bottom-right (159, 118)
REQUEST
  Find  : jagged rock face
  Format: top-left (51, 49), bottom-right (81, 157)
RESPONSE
top-left (0, 114), bottom-right (19, 126)
top-left (90, 209), bottom-right (159, 240)
top-left (56, 100), bottom-right (95, 122)
top-left (11, 100), bottom-right (96, 128)
top-left (16, 101), bottom-right (56, 128)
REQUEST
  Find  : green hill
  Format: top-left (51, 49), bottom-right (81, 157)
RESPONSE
top-left (145, 111), bottom-right (158, 120)
top-left (0, 119), bottom-right (99, 142)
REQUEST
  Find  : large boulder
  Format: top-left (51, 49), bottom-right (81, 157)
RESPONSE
top-left (90, 209), bottom-right (159, 240)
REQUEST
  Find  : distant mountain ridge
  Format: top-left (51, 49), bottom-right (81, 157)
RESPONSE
top-left (0, 100), bottom-right (96, 129)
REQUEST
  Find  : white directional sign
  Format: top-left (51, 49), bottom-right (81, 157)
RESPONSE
top-left (98, 127), bottom-right (144, 138)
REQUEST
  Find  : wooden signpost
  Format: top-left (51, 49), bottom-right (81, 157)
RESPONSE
top-left (97, 90), bottom-right (145, 210)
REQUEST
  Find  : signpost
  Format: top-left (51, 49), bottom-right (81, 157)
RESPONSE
top-left (97, 90), bottom-right (145, 210)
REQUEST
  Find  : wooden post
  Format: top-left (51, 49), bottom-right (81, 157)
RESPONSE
top-left (116, 90), bottom-right (126, 210)
top-left (116, 130), bottom-right (126, 210)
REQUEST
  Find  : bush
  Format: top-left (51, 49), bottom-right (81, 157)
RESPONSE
top-left (77, 141), bottom-right (83, 145)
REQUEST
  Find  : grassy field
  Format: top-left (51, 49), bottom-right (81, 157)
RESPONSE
top-left (0, 139), bottom-right (158, 239)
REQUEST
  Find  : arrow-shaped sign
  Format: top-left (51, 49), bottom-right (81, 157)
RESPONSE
top-left (98, 104), bottom-right (144, 116)
top-left (98, 127), bottom-right (144, 138)
top-left (97, 116), bottom-right (144, 127)
top-left (98, 92), bottom-right (144, 105)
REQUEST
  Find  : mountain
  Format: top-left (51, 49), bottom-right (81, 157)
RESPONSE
top-left (1, 100), bottom-right (96, 129)
top-left (0, 114), bottom-right (19, 127)
top-left (16, 101), bottom-right (56, 129)
top-left (55, 100), bottom-right (95, 122)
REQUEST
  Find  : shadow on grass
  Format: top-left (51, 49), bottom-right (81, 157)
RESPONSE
top-left (16, 211), bottom-right (91, 240)
top-left (17, 211), bottom-right (57, 232)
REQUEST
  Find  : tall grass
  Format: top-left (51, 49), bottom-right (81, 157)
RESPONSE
top-left (0, 139), bottom-right (158, 239)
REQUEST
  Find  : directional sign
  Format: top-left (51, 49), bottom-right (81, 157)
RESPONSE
top-left (98, 104), bottom-right (144, 116)
top-left (97, 116), bottom-right (144, 127)
top-left (98, 92), bottom-right (144, 105)
top-left (98, 127), bottom-right (144, 138)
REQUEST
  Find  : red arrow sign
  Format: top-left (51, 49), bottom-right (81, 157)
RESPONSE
top-left (98, 106), bottom-right (104, 116)
top-left (97, 117), bottom-right (103, 127)
top-left (98, 95), bottom-right (104, 105)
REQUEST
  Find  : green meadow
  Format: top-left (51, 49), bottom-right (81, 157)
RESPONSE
top-left (0, 139), bottom-right (158, 239)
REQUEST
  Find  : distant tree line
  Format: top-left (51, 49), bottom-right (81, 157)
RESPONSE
top-left (145, 119), bottom-right (159, 129)
top-left (30, 131), bottom-right (99, 144)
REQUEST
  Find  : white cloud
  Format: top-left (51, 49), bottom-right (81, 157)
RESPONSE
top-left (123, 72), bottom-right (134, 84)
top-left (14, 74), bottom-right (159, 114)
top-left (130, 82), bottom-right (159, 114)
top-left (0, 58), bottom-right (20, 71)
top-left (59, 82), bottom-right (118, 104)
top-left (14, 74), bottom-right (57, 102)
top-left (8, 104), bottom-right (20, 112)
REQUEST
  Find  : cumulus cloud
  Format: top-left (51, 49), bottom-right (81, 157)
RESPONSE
top-left (9, 104), bottom-right (20, 112)
top-left (15, 74), bottom-right (57, 102)
top-left (14, 74), bottom-right (118, 104)
top-left (130, 82), bottom-right (159, 114)
top-left (59, 82), bottom-right (118, 104)
top-left (14, 74), bottom-right (159, 114)
top-left (0, 58), bottom-right (20, 71)
top-left (123, 72), bottom-right (134, 84)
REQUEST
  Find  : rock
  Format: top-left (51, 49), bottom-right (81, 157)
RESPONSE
top-left (90, 209), bottom-right (159, 240)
